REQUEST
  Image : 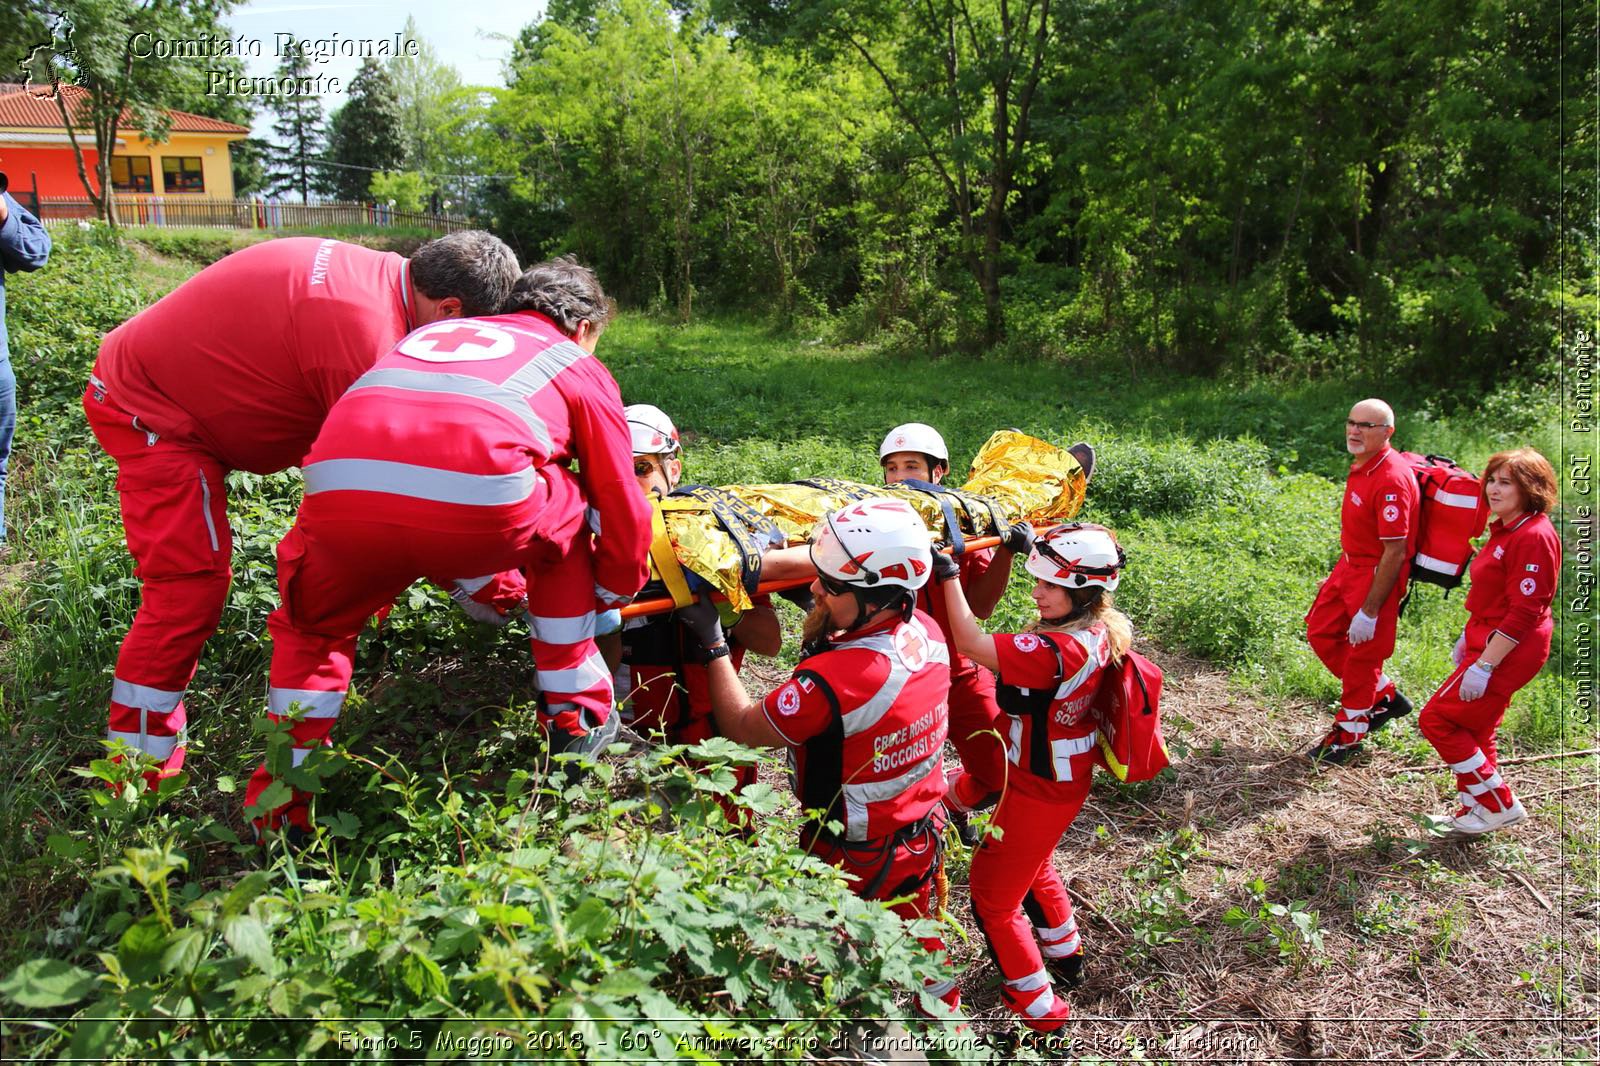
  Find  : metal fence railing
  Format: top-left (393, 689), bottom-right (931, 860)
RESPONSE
top-left (34, 195), bottom-right (469, 233)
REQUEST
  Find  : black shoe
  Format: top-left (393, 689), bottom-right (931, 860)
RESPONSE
top-left (1368, 689), bottom-right (1414, 734)
top-left (1067, 441), bottom-right (1096, 482)
top-left (546, 711), bottom-right (621, 787)
top-left (1046, 951), bottom-right (1085, 989)
top-left (1306, 733), bottom-right (1363, 765)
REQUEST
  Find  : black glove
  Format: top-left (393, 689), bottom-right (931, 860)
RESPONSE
top-left (1000, 521), bottom-right (1035, 556)
top-left (676, 592), bottom-right (726, 650)
top-left (777, 585), bottom-right (816, 613)
top-left (931, 550), bottom-right (961, 584)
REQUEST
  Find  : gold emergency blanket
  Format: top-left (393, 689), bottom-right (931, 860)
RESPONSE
top-left (647, 430), bottom-right (1086, 611)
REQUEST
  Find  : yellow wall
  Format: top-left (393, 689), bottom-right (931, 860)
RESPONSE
top-left (0, 127), bottom-right (244, 198)
top-left (117, 131), bottom-right (244, 198)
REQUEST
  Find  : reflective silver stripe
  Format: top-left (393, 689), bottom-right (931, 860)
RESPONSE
top-left (528, 612), bottom-right (598, 645)
top-left (1458, 791), bottom-right (1487, 813)
top-left (1053, 629), bottom-right (1104, 700)
top-left (268, 688), bottom-right (346, 718)
top-left (499, 339), bottom-right (588, 402)
top-left (924, 977), bottom-right (958, 998)
top-left (1466, 773), bottom-right (1505, 795)
top-left (840, 618), bottom-right (949, 737)
top-left (840, 748), bottom-right (943, 842)
top-left (1005, 967), bottom-right (1050, 993)
top-left (1414, 552), bottom-right (1460, 574)
top-left (1035, 916), bottom-right (1078, 941)
top-left (108, 729), bottom-right (181, 760)
top-left (348, 368), bottom-right (552, 451)
top-left (453, 574), bottom-right (494, 595)
top-left (1340, 719), bottom-right (1370, 736)
top-left (1049, 731), bottom-right (1100, 780)
top-left (304, 459), bottom-right (538, 507)
top-left (1450, 750), bottom-right (1488, 774)
top-left (594, 582), bottom-right (631, 606)
top-left (536, 652), bottom-right (612, 695)
top-left (1006, 717), bottom-right (1023, 764)
top-left (197, 468), bottom-right (220, 552)
top-left (450, 587), bottom-right (511, 626)
top-left (1040, 930), bottom-right (1081, 958)
top-left (1435, 489), bottom-right (1479, 508)
top-left (1022, 987), bottom-right (1058, 1018)
top-left (111, 678), bottom-right (185, 712)
top-left (290, 746), bottom-right (313, 767)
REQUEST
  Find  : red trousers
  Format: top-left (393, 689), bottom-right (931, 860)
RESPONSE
top-left (246, 464), bottom-right (610, 830)
top-left (1419, 622), bottom-right (1551, 815)
top-left (806, 815), bottom-right (959, 1009)
top-left (946, 658), bottom-right (1009, 809)
top-left (86, 378), bottom-right (232, 779)
top-left (970, 761), bottom-right (1092, 1023)
top-left (1305, 556), bottom-right (1405, 736)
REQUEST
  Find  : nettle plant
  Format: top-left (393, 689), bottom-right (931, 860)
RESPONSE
top-left (3, 738), bottom-right (984, 1062)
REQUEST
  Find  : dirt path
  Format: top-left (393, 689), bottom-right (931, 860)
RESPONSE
top-left (750, 649), bottom-right (1599, 1061)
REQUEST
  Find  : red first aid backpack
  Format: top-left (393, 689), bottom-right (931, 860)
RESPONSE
top-left (1399, 452), bottom-right (1490, 590)
top-left (1094, 649), bottom-right (1169, 782)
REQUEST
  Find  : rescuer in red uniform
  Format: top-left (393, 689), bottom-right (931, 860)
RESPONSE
top-left (243, 257), bottom-right (651, 835)
top-left (681, 497), bottom-right (962, 1012)
top-left (938, 522), bottom-right (1131, 1032)
top-left (1305, 398), bottom-right (1421, 764)
top-left (1419, 448), bottom-right (1562, 836)
top-left (87, 233), bottom-right (520, 782)
top-left (615, 403), bottom-right (780, 822)
top-left (875, 423), bottom-right (1035, 842)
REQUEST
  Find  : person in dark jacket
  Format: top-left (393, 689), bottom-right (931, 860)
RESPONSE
top-left (0, 173), bottom-right (53, 552)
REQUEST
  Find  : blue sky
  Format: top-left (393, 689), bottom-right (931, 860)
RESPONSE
top-left (228, 0), bottom-right (541, 131)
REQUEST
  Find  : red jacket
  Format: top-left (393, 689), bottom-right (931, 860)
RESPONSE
top-left (762, 610), bottom-right (951, 842)
top-left (993, 624), bottom-right (1113, 783)
top-left (301, 310), bottom-right (652, 602)
top-left (1341, 445), bottom-right (1420, 564)
top-left (95, 238), bottom-right (415, 474)
top-left (1464, 511), bottom-right (1561, 646)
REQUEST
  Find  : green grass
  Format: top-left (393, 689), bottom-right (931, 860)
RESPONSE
top-left (0, 235), bottom-right (1573, 1058)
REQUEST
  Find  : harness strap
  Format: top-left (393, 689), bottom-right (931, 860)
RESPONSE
top-left (648, 500), bottom-right (695, 608)
top-left (668, 484), bottom-right (784, 595)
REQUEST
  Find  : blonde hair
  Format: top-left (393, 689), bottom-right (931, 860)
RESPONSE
top-left (1027, 588), bottom-right (1132, 661)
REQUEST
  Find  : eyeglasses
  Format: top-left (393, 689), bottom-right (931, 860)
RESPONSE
top-left (1345, 419), bottom-right (1390, 430)
top-left (633, 458), bottom-right (662, 477)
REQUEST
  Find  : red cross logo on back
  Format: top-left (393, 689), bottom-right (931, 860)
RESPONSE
top-left (399, 322), bottom-right (517, 363)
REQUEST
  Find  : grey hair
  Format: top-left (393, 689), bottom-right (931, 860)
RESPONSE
top-left (505, 255), bottom-right (614, 337)
top-left (409, 230), bottom-right (520, 318)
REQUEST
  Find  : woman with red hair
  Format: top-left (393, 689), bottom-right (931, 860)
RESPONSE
top-left (1419, 448), bottom-right (1562, 836)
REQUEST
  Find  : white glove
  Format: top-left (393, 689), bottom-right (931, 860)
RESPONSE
top-left (1347, 610), bottom-right (1378, 645)
top-left (1459, 663), bottom-right (1491, 701)
top-left (593, 608), bottom-right (623, 637)
top-left (1451, 633), bottom-right (1467, 666)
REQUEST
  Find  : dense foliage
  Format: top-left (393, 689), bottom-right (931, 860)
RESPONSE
top-left (0, 196), bottom-right (1573, 1058)
top-left (476, 0), bottom-right (1591, 385)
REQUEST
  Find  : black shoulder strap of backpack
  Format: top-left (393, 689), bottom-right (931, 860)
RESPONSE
top-left (994, 636), bottom-right (1065, 779)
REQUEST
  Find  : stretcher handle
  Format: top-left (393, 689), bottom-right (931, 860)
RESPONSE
top-left (619, 534), bottom-right (1008, 620)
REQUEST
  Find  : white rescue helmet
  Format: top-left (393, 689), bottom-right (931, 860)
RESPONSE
top-left (878, 422), bottom-right (949, 466)
top-left (810, 497), bottom-right (933, 591)
top-left (625, 403), bottom-right (681, 456)
top-left (1025, 522), bottom-right (1125, 591)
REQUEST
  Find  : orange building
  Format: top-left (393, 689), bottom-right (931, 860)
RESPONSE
top-left (0, 84), bottom-right (248, 201)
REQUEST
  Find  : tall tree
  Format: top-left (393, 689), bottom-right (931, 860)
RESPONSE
top-left (386, 17), bottom-right (470, 202)
top-left (325, 58), bottom-right (405, 201)
top-left (266, 45), bottom-right (326, 202)
top-left (18, 0), bottom-right (235, 225)
top-left (724, 0), bottom-right (1055, 345)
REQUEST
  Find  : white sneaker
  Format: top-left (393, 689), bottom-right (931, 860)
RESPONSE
top-left (1446, 799), bottom-right (1528, 836)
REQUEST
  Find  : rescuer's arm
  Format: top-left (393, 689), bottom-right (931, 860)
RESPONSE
top-left (937, 552), bottom-right (1000, 671)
